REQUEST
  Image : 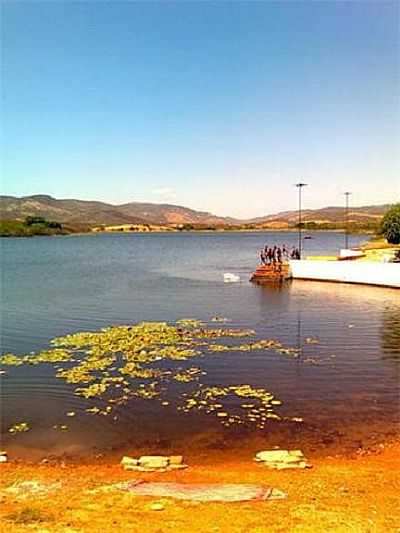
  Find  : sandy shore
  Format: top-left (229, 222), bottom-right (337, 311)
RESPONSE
top-left (1, 441), bottom-right (399, 532)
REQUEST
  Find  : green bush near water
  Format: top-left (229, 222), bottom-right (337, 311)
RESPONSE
top-left (25, 215), bottom-right (62, 228)
top-left (0, 217), bottom-right (69, 237)
top-left (381, 204), bottom-right (400, 244)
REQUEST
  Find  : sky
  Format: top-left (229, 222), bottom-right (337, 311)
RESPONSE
top-left (2, 1), bottom-right (399, 219)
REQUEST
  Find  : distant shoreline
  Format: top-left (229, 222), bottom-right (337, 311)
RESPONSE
top-left (0, 227), bottom-right (376, 238)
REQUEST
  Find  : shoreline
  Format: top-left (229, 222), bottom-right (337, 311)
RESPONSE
top-left (1, 438), bottom-right (399, 531)
top-left (4, 428), bottom-right (400, 467)
top-left (1, 228), bottom-right (376, 237)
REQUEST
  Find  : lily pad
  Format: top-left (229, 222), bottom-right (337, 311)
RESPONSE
top-left (8, 422), bottom-right (30, 434)
top-left (0, 319), bottom-right (302, 427)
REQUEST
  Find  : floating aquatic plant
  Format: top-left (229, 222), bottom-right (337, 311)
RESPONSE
top-left (176, 318), bottom-right (203, 328)
top-left (173, 367), bottom-right (204, 382)
top-left (1, 354), bottom-right (25, 366)
top-left (208, 339), bottom-right (299, 356)
top-left (1, 318), bottom-right (301, 429)
top-left (211, 316), bottom-right (229, 323)
top-left (305, 337), bottom-right (319, 345)
top-left (178, 384), bottom-right (283, 429)
top-left (8, 422), bottom-right (30, 434)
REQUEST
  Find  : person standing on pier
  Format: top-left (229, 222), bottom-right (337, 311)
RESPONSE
top-left (276, 247), bottom-right (283, 273)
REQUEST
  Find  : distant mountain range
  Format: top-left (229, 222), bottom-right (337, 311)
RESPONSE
top-left (0, 195), bottom-right (233, 226)
top-left (0, 194), bottom-right (392, 229)
top-left (247, 204), bottom-right (390, 228)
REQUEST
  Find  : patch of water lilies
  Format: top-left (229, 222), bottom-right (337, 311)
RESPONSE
top-left (53, 424), bottom-right (68, 431)
top-left (211, 316), bottom-right (230, 323)
top-left (305, 337), bottom-right (319, 345)
top-left (208, 339), bottom-right (298, 356)
top-left (178, 385), bottom-right (283, 429)
top-left (0, 318), bottom-right (300, 430)
top-left (8, 422), bottom-right (30, 434)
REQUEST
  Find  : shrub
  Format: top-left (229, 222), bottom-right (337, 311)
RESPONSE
top-left (25, 216), bottom-right (47, 226)
top-left (381, 204), bottom-right (400, 244)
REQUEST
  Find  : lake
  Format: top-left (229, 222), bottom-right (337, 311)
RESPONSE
top-left (1, 231), bottom-right (399, 462)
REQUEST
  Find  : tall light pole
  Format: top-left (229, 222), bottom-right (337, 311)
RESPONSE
top-left (344, 192), bottom-right (351, 249)
top-left (295, 182), bottom-right (307, 259)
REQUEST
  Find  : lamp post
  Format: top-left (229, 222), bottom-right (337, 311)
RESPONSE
top-left (295, 182), bottom-right (307, 259)
top-left (344, 192), bottom-right (351, 249)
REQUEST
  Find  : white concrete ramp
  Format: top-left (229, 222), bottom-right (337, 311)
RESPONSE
top-left (290, 260), bottom-right (400, 288)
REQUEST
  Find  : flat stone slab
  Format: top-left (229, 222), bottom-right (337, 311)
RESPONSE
top-left (255, 449), bottom-right (312, 470)
top-left (121, 455), bottom-right (187, 472)
top-left (139, 456), bottom-right (169, 469)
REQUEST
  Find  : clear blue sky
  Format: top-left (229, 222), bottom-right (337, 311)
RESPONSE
top-left (2, 1), bottom-right (399, 218)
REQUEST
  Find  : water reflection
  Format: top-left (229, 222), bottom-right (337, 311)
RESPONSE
top-left (381, 307), bottom-right (400, 360)
top-left (290, 278), bottom-right (399, 304)
top-left (296, 309), bottom-right (303, 357)
top-left (289, 281), bottom-right (400, 357)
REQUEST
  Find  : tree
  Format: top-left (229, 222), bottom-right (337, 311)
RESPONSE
top-left (381, 203), bottom-right (400, 244)
top-left (25, 215), bottom-right (47, 225)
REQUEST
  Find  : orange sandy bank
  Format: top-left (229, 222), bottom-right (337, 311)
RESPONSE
top-left (1, 442), bottom-right (399, 532)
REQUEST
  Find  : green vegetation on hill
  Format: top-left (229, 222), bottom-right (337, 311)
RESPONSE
top-left (0, 195), bottom-right (394, 235)
top-left (0, 217), bottom-right (75, 237)
top-left (295, 220), bottom-right (381, 232)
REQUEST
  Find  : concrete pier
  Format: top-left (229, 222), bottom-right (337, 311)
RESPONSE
top-left (250, 263), bottom-right (291, 284)
top-left (290, 259), bottom-right (400, 288)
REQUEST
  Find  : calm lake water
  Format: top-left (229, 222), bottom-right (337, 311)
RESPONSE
top-left (1, 232), bottom-right (399, 462)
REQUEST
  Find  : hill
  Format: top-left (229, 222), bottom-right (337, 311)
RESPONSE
top-left (0, 194), bottom-right (393, 231)
top-left (0, 195), bottom-right (232, 226)
top-left (248, 205), bottom-right (391, 229)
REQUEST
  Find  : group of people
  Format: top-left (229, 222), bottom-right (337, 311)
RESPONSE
top-left (259, 244), bottom-right (300, 266)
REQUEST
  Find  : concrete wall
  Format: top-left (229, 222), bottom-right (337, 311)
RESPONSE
top-left (290, 260), bottom-right (400, 288)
